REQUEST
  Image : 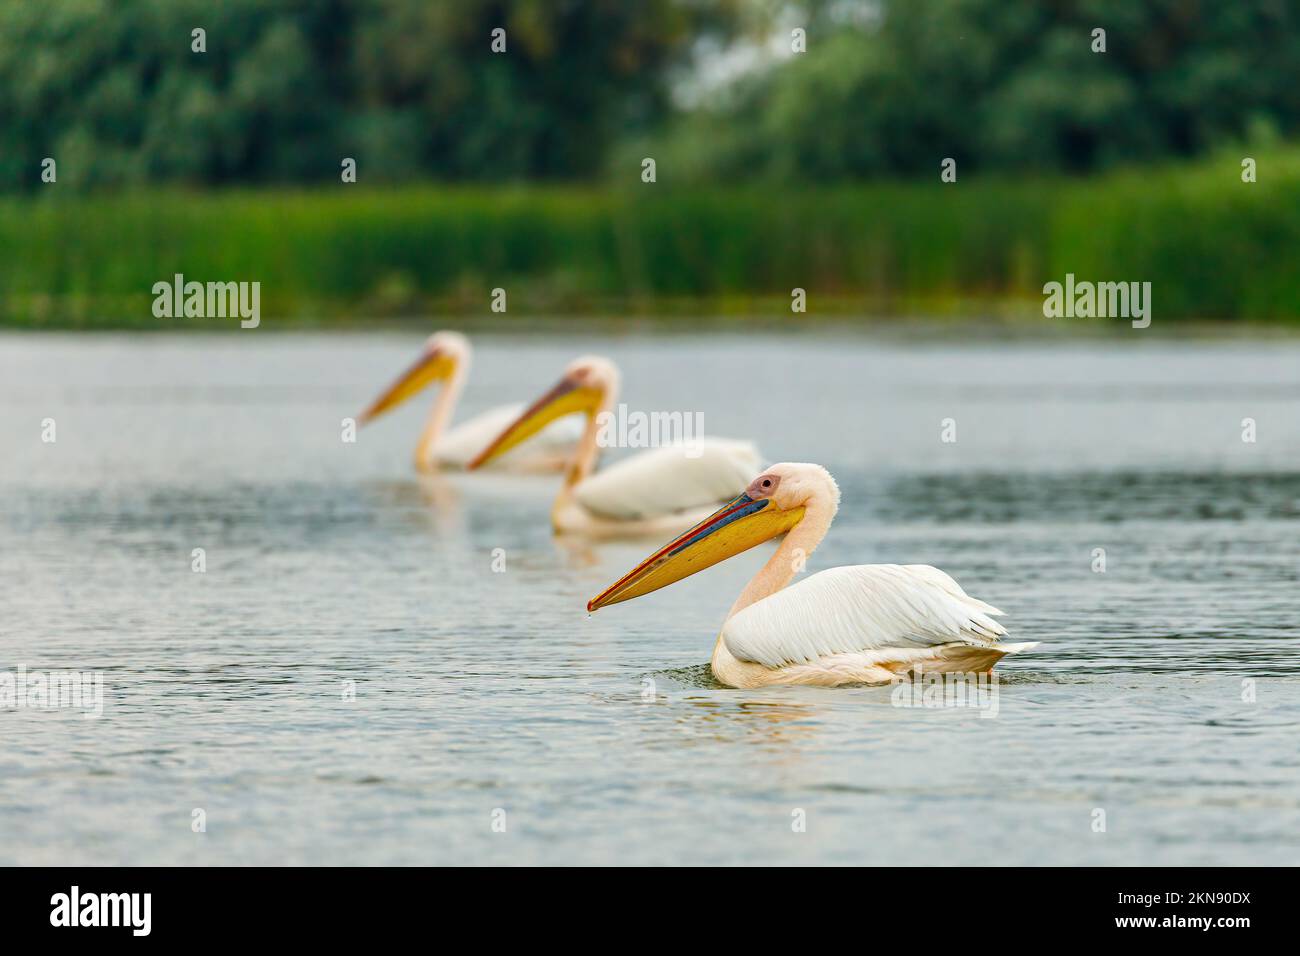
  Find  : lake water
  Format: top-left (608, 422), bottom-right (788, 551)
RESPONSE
top-left (2, 330), bottom-right (1298, 865)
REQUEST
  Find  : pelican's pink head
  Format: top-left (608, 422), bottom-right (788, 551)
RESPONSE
top-left (467, 355), bottom-right (618, 469)
top-left (587, 463), bottom-right (838, 611)
top-left (357, 331), bottom-right (470, 425)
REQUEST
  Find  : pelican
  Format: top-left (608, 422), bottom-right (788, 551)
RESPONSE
top-left (357, 331), bottom-right (580, 472)
top-left (468, 356), bottom-right (761, 536)
top-left (587, 462), bottom-right (1038, 687)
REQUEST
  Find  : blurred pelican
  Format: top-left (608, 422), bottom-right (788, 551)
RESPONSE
top-left (468, 356), bottom-right (760, 536)
top-left (357, 331), bottom-right (580, 473)
top-left (587, 462), bottom-right (1037, 687)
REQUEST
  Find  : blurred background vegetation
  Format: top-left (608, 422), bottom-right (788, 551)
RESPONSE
top-left (2, 0), bottom-right (1298, 325)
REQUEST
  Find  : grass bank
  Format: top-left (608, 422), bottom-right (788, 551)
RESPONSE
top-left (3, 150), bottom-right (1298, 327)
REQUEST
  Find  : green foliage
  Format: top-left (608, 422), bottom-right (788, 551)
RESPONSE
top-left (0, 0), bottom-right (735, 191)
top-left (4, 151), bottom-right (1297, 325)
top-left (6, 1), bottom-right (1296, 190)
top-left (642, 0), bottom-right (1300, 181)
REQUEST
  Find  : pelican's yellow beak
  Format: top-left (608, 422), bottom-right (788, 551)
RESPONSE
top-left (357, 347), bottom-right (455, 425)
top-left (587, 493), bottom-right (805, 611)
top-left (467, 374), bottom-right (602, 469)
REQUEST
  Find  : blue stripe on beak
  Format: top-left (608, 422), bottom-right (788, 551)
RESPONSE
top-left (668, 495), bottom-right (768, 556)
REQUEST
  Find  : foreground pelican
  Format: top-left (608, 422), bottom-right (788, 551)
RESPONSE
top-left (588, 462), bottom-right (1038, 687)
top-left (468, 356), bottom-right (760, 536)
top-left (357, 331), bottom-right (580, 472)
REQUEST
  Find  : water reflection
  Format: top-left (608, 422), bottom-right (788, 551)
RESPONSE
top-left (3, 332), bottom-right (1299, 865)
top-left (674, 696), bottom-right (822, 748)
top-left (553, 535), bottom-right (601, 569)
top-left (362, 475), bottom-right (464, 534)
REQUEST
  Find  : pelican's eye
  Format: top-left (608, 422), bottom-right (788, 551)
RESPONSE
top-left (748, 474), bottom-right (781, 499)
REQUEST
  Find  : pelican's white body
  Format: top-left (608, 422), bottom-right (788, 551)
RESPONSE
top-left (588, 461), bottom-right (1037, 687)
top-left (554, 439), bottom-right (761, 535)
top-left (491, 355), bottom-right (761, 537)
top-left (712, 563), bottom-right (1038, 687)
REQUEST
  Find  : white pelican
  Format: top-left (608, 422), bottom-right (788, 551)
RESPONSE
top-left (468, 356), bottom-right (761, 536)
top-left (357, 331), bottom-right (580, 473)
top-left (587, 462), bottom-right (1038, 687)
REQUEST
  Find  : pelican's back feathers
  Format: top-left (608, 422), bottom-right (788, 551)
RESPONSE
top-left (723, 564), bottom-right (1009, 669)
top-left (574, 439), bottom-right (761, 520)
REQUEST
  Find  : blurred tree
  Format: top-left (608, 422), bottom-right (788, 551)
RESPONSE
top-left (349, 0), bottom-right (741, 180)
top-left (0, 0), bottom-right (741, 190)
top-left (2, 0), bottom-right (1298, 190)
top-left (640, 0), bottom-right (1300, 181)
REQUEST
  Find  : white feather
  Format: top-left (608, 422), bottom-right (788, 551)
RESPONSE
top-left (723, 564), bottom-right (1010, 669)
top-left (574, 439), bottom-right (761, 520)
top-left (435, 403), bottom-right (581, 467)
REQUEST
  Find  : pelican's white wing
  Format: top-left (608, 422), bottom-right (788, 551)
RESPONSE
top-left (723, 564), bottom-right (1010, 668)
top-left (574, 439), bottom-right (761, 520)
top-left (436, 403), bottom-right (581, 467)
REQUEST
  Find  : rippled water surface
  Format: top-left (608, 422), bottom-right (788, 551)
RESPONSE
top-left (2, 330), bottom-right (1298, 865)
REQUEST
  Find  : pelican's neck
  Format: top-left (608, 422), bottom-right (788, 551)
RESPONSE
top-left (725, 502), bottom-right (835, 620)
top-left (554, 381), bottom-right (616, 512)
top-left (414, 358), bottom-right (466, 471)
